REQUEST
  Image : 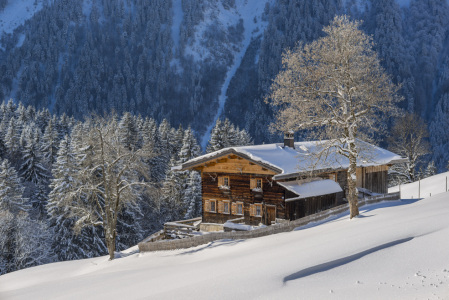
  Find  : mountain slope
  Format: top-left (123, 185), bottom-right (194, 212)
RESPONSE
top-left (1, 0), bottom-right (449, 163)
top-left (1, 191), bottom-right (448, 299)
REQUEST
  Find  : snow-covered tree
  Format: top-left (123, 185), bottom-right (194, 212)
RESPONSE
top-left (268, 16), bottom-right (401, 218)
top-left (0, 159), bottom-right (29, 214)
top-left (50, 117), bottom-right (154, 260)
top-left (13, 212), bottom-right (54, 271)
top-left (388, 113), bottom-right (430, 184)
top-left (118, 112), bottom-right (140, 151)
top-left (20, 128), bottom-right (49, 185)
top-left (41, 118), bottom-right (60, 166)
top-left (0, 209), bottom-right (15, 274)
top-left (178, 126), bottom-right (201, 164)
top-left (182, 171), bottom-right (202, 219)
top-left (207, 118), bottom-right (253, 153)
top-left (160, 158), bottom-right (185, 223)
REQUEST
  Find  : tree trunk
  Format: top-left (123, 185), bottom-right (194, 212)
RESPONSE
top-left (347, 151), bottom-right (359, 219)
top-left (105, 227), bottom-right (116, 260)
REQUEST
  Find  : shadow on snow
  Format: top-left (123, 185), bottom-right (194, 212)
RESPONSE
top-left (282, 237), bottom-right (414, 285)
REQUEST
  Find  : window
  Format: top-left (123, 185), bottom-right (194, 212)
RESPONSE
top-left (237, 202), bottom-right (243, 215)
top-left (255, 204), bottom-right (262, 217)
top-left (250, 178), bottom-right (263, 189)
top-left (205, 199), bottom-right (217, 213)
top-left (218, 176), bottom-right (230, 187)
top-left (223, 201), bottom-right (230, 214)
top-left (329, 173), bottom-right (336, 181)
top-left (217, 200), bottom-right (230, 214)
top-left (232, 202), bottom-right (244, 215)
top-left (250, 203), bottom-right (263, 217)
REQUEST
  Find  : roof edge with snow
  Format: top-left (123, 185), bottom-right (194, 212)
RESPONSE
top-left (278, 179), bottom-right (343, 202)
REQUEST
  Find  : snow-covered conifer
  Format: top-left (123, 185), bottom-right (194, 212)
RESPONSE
top-left (178, 126), bottom-right (201, 164)
top-left (20, 128), bottom-right (49, 185)
top-left (0, 159), bottom-right (29, 214)
top-left (182, 171), bottom-right (202, 219)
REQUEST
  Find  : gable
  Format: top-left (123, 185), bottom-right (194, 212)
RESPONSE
top-left (192, 154), bottom-right (277, 175)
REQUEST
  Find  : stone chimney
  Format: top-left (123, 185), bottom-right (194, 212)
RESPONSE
top-left (284, 131), bottom-right (295, 149)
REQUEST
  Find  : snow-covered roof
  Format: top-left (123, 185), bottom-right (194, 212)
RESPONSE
top-left (179, 139), bottom-right (406, 179)
top-left (278, 179), bottom-right (343, 202)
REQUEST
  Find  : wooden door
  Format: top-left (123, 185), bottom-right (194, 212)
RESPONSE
top-left (265, 205), bottom-right (276, 225)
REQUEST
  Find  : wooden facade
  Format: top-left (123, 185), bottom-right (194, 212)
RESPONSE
top-left (185, 154), bottom-right (392, 226)
top-left (201, 172), bottom-right (285, 225)
top-left (356, 166), bottom-right (389, 194)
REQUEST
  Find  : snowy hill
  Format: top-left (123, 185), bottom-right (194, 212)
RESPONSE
top-left (1, 191), bottom-right (448, 298)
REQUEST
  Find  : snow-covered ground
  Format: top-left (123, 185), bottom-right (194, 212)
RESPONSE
top-left (1, 180), bottom-right (449, 299)
top-left (389, 171), bottom-right (449, 200)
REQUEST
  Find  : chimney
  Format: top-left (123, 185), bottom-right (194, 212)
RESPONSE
top-left (284, 131), bottom-right (295, 149)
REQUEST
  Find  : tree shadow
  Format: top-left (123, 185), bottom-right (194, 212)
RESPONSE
top-left (282, 237), bottom-right (414, 285)
top-left (295, 198), bottom-right (421, 232)
top-left (360, 198), bottom-right (421, 214)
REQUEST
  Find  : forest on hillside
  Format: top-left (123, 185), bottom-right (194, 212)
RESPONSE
top-left (0, 99), bottom-right (252, 274)
top-left (0, 0), bottom-right (448, 171)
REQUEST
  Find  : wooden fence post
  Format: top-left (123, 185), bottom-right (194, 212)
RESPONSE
top-left (418, 179), bottom-right (420, 198)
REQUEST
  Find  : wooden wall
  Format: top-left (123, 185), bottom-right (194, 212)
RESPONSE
top-left (356, 166), bottom-right (389, 194)
top-left (202, 172), bottom-right (285, 225)
top-left (285, 193), bottom-right (342, 221)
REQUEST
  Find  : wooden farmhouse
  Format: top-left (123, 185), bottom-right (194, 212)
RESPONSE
top-left (175, 134), bottom-right (405, 226)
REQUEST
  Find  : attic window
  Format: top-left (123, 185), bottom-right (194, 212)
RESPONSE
top-left (218, 176), bottom-right (230, 188)
top-left (250, 178), bottom-right (263, 190)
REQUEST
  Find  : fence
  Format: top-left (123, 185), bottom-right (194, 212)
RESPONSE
top-left (138, 192), bottom-right (400, 252)
top-left (388, 171), bottom-right (449, 199)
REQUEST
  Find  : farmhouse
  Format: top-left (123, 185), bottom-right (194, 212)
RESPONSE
top-left (175, 134), bottom-right (405, 227)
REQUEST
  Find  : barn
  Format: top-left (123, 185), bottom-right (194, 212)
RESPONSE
top-left (175, 135), bottom-right (405, 227)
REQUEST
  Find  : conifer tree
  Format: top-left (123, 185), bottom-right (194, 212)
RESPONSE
top-left (20, 128), bottom-right (49, 185)
top-left (179, 126), bottom-right (201, 164)
top-left (41, 118), bottom-right (60, 166)
top-left (183, 171), bottom-right (202, 219)
top-left (0, 159), bottom-right (29, 214)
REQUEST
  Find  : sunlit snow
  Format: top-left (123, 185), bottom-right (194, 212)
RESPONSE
top-left (1, 175), bottom-right (448, 299)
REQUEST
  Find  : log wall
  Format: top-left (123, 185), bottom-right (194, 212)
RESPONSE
top-left (202, 172), bottom-right (285, 225)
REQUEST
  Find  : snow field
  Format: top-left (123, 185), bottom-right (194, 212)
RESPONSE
top-left (1, 191), bottom-right (448, 299)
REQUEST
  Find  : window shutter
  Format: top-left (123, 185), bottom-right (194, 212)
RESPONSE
top-left (250, 178), bottom-right (256, 189)
top-left (205, 200), bottom-right (210, 212)
top-left (218, 177), bottom-right (224, 186)
top-left (231, 203), bottom-right (237, 215)
top-left (250, 204), bottom-right (255, 216)
top-left (218, 201), bottom-right (224, 213)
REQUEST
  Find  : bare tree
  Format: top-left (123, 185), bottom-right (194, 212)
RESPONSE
top-left (54, 116), bottom-right (155, 260)
top-left (388, 113), bottom-right (430, 184)
top-left (267, 16), bottom-right (401, 219)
